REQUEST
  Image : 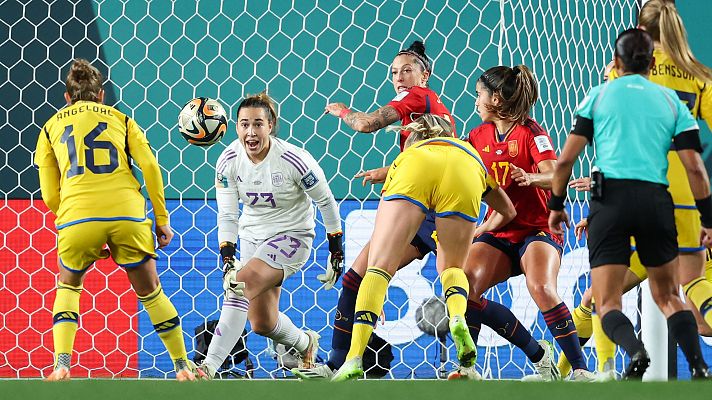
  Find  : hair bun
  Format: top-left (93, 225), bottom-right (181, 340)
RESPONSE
top-left (407, 40), bottom-right (426, 57)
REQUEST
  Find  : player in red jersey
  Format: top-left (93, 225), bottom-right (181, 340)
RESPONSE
top-left (456, 65), bottom-right (594, 381)
top-left (293, 42), bottom-right (522, 380)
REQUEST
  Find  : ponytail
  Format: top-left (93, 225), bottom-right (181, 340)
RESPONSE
top-left (478, 65), bottom-right (538, 124)
top-left (639, 0), bottom-right (712, 82)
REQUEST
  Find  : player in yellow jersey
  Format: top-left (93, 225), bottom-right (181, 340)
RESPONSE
top-left (331, 114), bottom-right (517, 381)
top-left (559, 0), bottom-right (712, 380)
top-left (36, 59), bottom-right (195, 381)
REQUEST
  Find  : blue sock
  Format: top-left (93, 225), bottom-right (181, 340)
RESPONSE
top-left (464, 299), bottom-right (484, 344)
top-left (543, 302), bottom-right (587, 370)
top-left (480, 298), bottom-right (544, 363)
top-left (326, 268), bottom-right (363, 370)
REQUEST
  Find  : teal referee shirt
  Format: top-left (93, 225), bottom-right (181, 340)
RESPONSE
top-left (573, 74), bottom-right (699, 186)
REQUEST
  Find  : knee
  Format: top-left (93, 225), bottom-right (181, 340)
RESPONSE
top-left (132, 278), bottom-right (160, 298)
top-left (251, 319), bottom-right (274, 335)
top-left (528, 282), bottom-right (559, 307)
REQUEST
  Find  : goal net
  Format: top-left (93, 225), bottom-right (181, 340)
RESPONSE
top-left (4, 0), bottom-right (692, 379)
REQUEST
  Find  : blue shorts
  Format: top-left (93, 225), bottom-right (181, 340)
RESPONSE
top-left (473, 232), bottom-right (562, 276)
top-left (410, 212), bottom-right (437, 259)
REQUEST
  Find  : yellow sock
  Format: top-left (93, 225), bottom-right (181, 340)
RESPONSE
top-left (138, 285), bottom-right (188, 366)
top-left (346, 267), bottom-right (391, 361)
top-left (684, 277), bottom-right (712, 328)
top-left (440, 267), bottom-right (469, 318)
top-left (52, 282), bottom-right (82, 369)
top-left (557, 303), bottom-right (592, 377)
top-left (592, 311), bottom-right (616, 372)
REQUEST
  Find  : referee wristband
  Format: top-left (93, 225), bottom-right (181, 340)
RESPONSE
top-left (547, 193), bottom-right (566, 211)
top-left (695, 195), bottom-right (712, 228)
top-left (339, 108), bottom-right (352, 119)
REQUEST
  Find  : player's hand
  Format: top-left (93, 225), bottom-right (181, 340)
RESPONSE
top-left (574, 218), bottom-right (588, 241)
top-left (325, 102), bottom-right (349, 118)
top-left (569, 177), bottom-right (591, 192)
top-left (355, 167), bottom-right (388, 186)
top-left (701, 227), bottom-right (712, 248)
top-left (156, 224), bottom-right (173, 249)
top-left (222, 259), bottom-right (245, 298)
top-left (510, 164), bottom-right (531, 186)
top-left (548, 210), bottom-right (570, 236)
top-left (318, 231), bottom-right (344, 290)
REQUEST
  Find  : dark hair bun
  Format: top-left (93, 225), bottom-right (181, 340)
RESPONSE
top-left (407, 40), bottom-right (427, 57)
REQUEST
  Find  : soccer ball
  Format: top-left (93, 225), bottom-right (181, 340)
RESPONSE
top-left (178, 97), bottom-right (228, 146)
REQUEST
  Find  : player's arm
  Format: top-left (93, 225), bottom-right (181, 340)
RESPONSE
top-left (325, 103), bottom-right (401, 133)
top-left (127, 119), bottom-right (168, 224)
top-left (548, 130), bottom-right (589, 235)
top-left (510, 159), bottom-right (556, 189)
top-left (513, 129), bottom-right (558, 189)
top-left (673, 96), bottom-right (712, 245)
top-left (126, 118), bottom-right (173, 247)
top-left (296, 150), bottom-right (344, 289)
top-left (476, 176), bottom-right (516, 235)
top-left (35, 127), bottom-right (61, 214)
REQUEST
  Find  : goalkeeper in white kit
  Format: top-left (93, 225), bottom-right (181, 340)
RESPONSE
top-left (196, 92), bottom-right (344, 379)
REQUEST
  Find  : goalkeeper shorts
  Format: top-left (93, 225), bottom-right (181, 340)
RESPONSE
top-left (240, 230), bottom-right (314, 281)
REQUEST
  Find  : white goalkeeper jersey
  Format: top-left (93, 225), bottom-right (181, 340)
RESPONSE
top-left (215, 136), bottom-right (341, 243)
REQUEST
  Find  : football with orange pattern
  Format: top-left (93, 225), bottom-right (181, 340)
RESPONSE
top-left (178, 97), bottom-right (228, 146)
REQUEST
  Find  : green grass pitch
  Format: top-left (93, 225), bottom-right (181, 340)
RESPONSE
top-left (3, 380), bottom-right (712, 400)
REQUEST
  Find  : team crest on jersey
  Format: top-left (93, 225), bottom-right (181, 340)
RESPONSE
top-left (301, 171), bottom-right (319, 189)
top-left (271, 172), bottom-right (284, 187)
top-left (508, 140), bottom-right (518, 157)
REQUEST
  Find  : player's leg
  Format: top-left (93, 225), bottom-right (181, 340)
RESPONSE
top-left (591, 267), bottom-right (642, 381)
top-left (679, 250), bottom-right (712, 334)
top-left (332, 199), bottom-right (424, 381)
top-left (462, 237), bottom-right (514, 347)
top-left (592, 263), bottom-right (649, 379)
top-left (434, 215), bottom-right (478, 369)
top-left (249, 285), bottom-right (319, 368)
top-left (47, 221), bottom-right (110, 381)
top-left (520, 238), bottom-right (591, 380)
top-left (108, 219), bottom-right (194, 380)
top-left (646, 257), bottom-right (711, 378)
top-left (327, 239), bottom-right (423, 370)
top-left (124, 257), bottom-right (194, 380)
top-left (199, 257), bottom-right (284, 378)
top-left (557, 286), bottom-right (593, 377)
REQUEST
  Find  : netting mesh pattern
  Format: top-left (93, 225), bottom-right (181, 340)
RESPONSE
top-left (5, 0), bottom-right (693, 379)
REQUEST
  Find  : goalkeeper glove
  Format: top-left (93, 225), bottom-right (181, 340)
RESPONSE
top-left (220, 242), bottom-right (245, 298)
top-left (318, 231), bottom-right (344, 290)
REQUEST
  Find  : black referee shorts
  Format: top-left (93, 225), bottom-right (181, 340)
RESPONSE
top-left (587, 179), bottom-right (678, 268)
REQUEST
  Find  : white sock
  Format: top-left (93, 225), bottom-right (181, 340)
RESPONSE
top-left (264, 312), bottom-right (310, 353)
top-left (203, 296), bottom-right (249, 371)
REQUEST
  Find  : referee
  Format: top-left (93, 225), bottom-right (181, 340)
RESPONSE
top-left (548, 29), bottom-right (712, 379)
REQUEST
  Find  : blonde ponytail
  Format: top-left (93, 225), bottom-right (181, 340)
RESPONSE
top-left (639, 0), bottom-right (712, 82)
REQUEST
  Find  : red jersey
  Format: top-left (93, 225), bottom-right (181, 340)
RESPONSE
top-left (468, 119), bottom-right (559, 243)
top-left (387, 86), bottom-right (456, 151)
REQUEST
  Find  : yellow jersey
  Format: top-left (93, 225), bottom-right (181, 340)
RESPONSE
top-left (610, 48), bottom-right (712, 206)
top-left (35, 101), bottom-right (168, 229)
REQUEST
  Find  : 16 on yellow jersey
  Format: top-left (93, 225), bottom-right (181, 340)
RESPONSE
top-left (35, 101), bottom-right (165, 229)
